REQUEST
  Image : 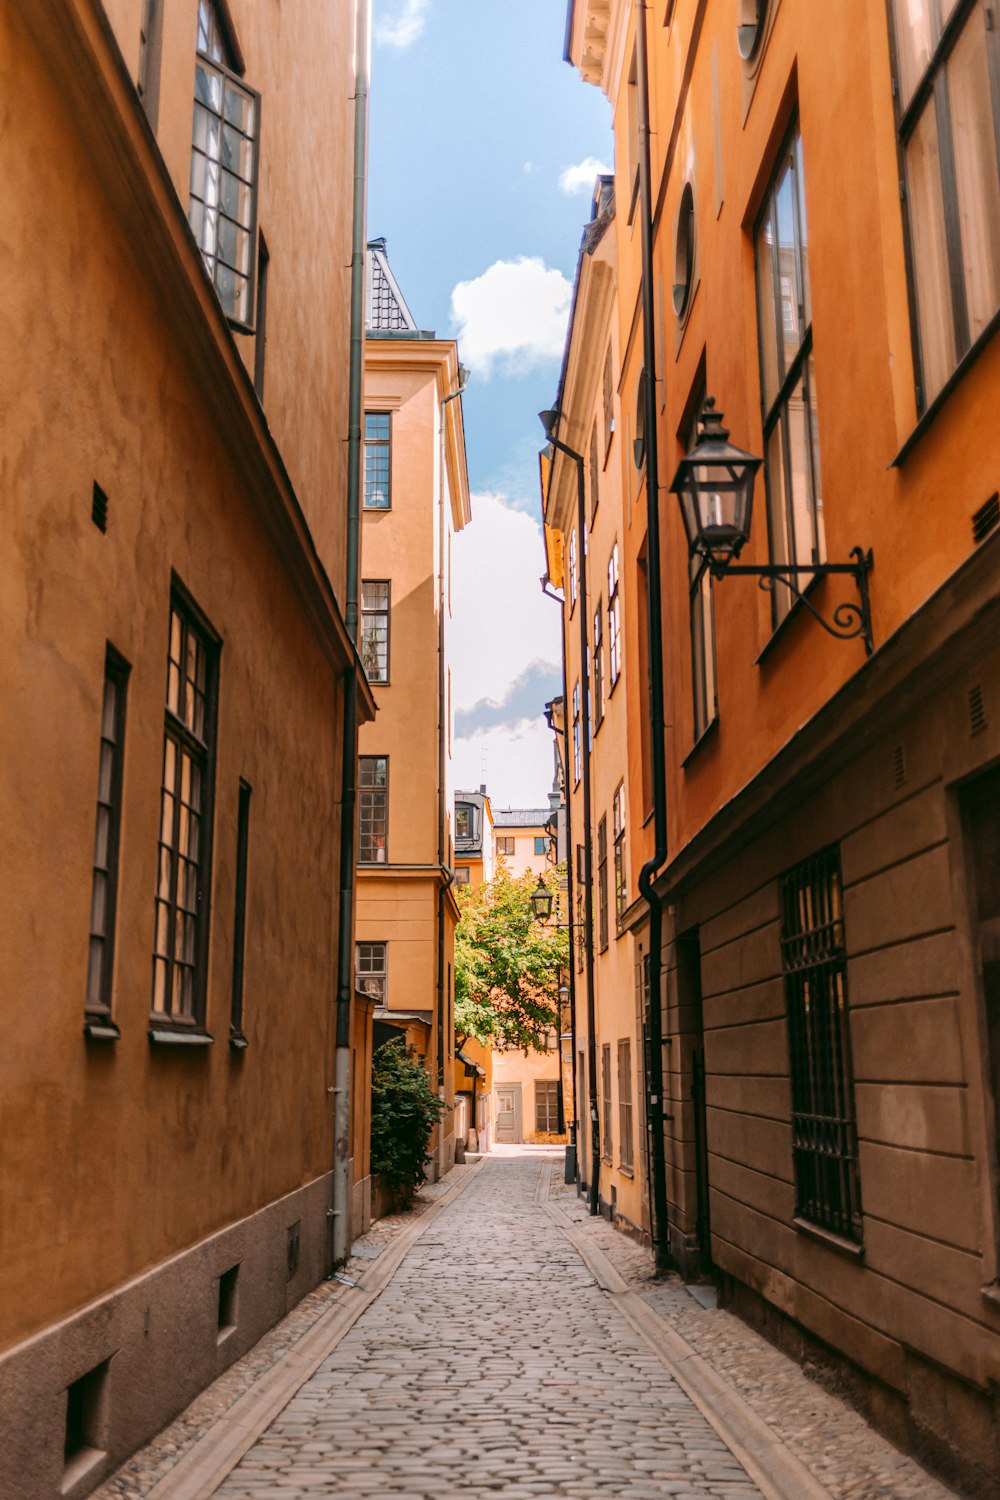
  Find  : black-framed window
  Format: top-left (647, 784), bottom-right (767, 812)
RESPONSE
top-left (780, 847), bottom-right (863, 1243)
top-left (572, 681), bottom-right (581, 785)
top-left (754, 124), bottom-right (825, 629)
top-left (357, 940), bottom-right (387, 1004)
top-left (590, 424), bottom-right (600, 520)
top-left (230, 780), bottom-right (251, 1043)
top-left (189, 0), bottom-right (260, 330)
top-left (685, 389), bottom-right (718, 739)
top-left (361, 580), bottom-right (390, 683)
top-left (364, 413), bottom-right (391, 509)
top-left (618, 1039), bottom-right (634, 1169)
top-left (535, 1079), bottom-right (560, 1133)
top-left (86, 648), bottom-right (130, 1022)
top-left (608, 544), bottom-right (622, 687)
top-left (601, 1043), bottom-right (613, 1160)
top-left (613, 782), bottom-right (626, 927)
top-left (592, 600), bottom-right (605, 731)
top-left (597, 814), bottom-right (609, 952)
top-left (152, 594), bottom-right (219, 1026)
top-left (358, 756), bottom-right (388, 863)
top-left (889, 0), bottom-right (1000, 410)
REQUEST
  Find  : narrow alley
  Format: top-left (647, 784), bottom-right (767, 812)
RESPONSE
top-left (98, 1152), bottom-right (954, 1500)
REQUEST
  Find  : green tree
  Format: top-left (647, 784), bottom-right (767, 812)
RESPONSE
top-left (370, 1040), bottom-right (448, 1196)
top-left (454, 863), bottom-right (569, 1053)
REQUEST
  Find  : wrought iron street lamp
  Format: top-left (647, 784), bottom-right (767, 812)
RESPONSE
top-left (670, 398), bottom-right (874, 654)
top-left (530, 875), bottom-right (555, 922)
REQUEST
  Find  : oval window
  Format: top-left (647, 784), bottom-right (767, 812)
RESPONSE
top-left (737, 0), bottom-right (766, 61)
top-left (672, 182), bottom-right (695, 319)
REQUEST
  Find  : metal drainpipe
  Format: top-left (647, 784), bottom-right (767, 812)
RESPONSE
top-left (548, 434), bottom-right (599, 1217)
top-left (331, 0), bottom-right (369, 1273)
top-left (542, 578), bottom-right (579, 1186)
top-left (634, 0), bottom-right (671, 1273)
top-left (435, 386), bottom-right (459, 1164)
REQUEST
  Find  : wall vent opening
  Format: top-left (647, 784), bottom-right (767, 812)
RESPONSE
top-left (892, 744), bottom-right (907, 790)
top-left (63, 1358), bottom-right (109, 1485)
top-left (972, 492), bottom-right (1000, 545)
top-left (286, 1222), bottom-right (301, 1282)
top-left (217, 1264), bottom-right (240, 1342)
top-left (970, 683), bottom-right (987, 737)
top-left (91, 483), bottom-right (108, 533)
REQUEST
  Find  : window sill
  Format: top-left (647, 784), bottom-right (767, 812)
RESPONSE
top-left (618, 1166), bottom-right (635, 1178)
top-left (681, 714), bottom-right (719, 769)
top-left (792, 1216), bottom-right (864, 1260)
top-left (84, 1016), bottom-right (121, 1042)
top-left (892, 311), bottom-right (999, 468)
top-left (230, 1030), bottom-right (249, 1052)
top-left (148, 1027), bottom-right (214, 1047)
top-left (980, 1280), bottom-right (1000, 1311)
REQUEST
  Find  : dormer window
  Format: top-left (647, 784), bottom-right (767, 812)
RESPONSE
top-left (189, 0), bottom-right (260, 330)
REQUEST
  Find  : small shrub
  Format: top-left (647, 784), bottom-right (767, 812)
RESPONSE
top-left (370, 1041), bottom-right (447, 1199)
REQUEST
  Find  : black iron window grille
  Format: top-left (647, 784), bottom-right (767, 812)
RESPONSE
top-left (86, 648), bottom-right (130, 1024)
top-left (780, 847), bottom-right (863, 1243)
top-left (597, 814), bottom-right (609, 952)
top-left (364, 413), bottom-right (391, 509)
top-left (361, 580), bottom-right (390, 683)
top-left (358, 756), bottom-right (388, 863)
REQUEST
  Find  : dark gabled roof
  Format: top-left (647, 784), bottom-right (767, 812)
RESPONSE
top-left (493, 808), bottom-right (550, 828)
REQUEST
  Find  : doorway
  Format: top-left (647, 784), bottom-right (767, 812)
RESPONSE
top-left (495, 1083), bottom-right (522, 1144)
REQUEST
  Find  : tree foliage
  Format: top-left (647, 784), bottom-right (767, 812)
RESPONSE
top-left (370, 1040), bottom-right (448, 1194)
top-left (454, 863), bottom-right (569, 1053)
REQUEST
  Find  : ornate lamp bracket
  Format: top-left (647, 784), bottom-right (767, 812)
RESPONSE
top-left (708, 546), bottom-right (874, 656)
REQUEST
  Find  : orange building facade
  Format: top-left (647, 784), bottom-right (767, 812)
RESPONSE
top-left (554, 0), bottom-right (1000, 1486)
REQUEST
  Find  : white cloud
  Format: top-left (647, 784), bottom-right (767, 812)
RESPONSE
top-left (453, 722), bottom-right (557, 808)
top-left (374, 0), bottom-right (429, 49)
top-left (559, 155), bottom-right (612, 195)
top-left (450, 258), bottom-right (572, 378)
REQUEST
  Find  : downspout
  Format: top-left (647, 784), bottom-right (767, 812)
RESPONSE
top-left (331, 0), bottom-right (369, 1271)
top-left (634, 0), bottom-right (670, 1272)
top-left (541, 576), bottom-right (579, 1186)
top-left (436, 388), bottom-right (456, 1164)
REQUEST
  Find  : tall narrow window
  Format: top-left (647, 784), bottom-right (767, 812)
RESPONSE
top-left (535, 1079), bottom-right (560, 1133)
top-left (358, 756), bottom-right (388, 863)
top-left (568, 529), bottom-right (578, 611)
top-left (602, 1043), bottom-right (613, 1161)
top-left (230, 780), bottom-right (251, 1045)
top-left (608, 544), bottom-right (622, 687)
top-left (152, 594), bottom-right (219, 1027)
top-left (597, 815), bottom-right (609, 952)
top-left (361, 581), bottom-right (390, 683)
top-left (86, 649), bottom-right (129, 1031)
top-left (602, 347), bottom-right (615, 453)
top-left (364, 413), bottom-right (391, 508)
top-left (593, 601), bottom-right (605, 731)
top-left (618, 1040), bottom-right (634, 1169)
top-left (754, 124), bottom-right (824, 629)
top-left (576, 845), bottom-right (585, 975)
top-left (137, 0), bottom-right (164, 129)
top-left (590, 424), bottom-right (600, 520)
top-left (613, 782), bottom-right (626, 928)
top-left (889, 0), bottom-right (1000, 409)
top-left (572, 681), bottom-right (581, 785)
top-left (189, 0), bottom-right (259, 329)
top-left (356, 941), bottom-right (387, 1004)
top-left (780, 848), bottom-right (862, 1243)
top-left (685, 389), bottom-right (718, 739)
top-left (253, 232), bottom-right (269, 400)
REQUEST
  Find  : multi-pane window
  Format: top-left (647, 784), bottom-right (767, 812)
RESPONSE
top-left (189, 0), bottom-right (259, 328)
top-left (685, 390), bottom-right (718, 739)
top-left (608, 544), bottom-right (622, 686)
top-left (590, 424), bottom-right (600, 520)
top-left (230, 781), bottom-right (251, 1042)
top-left (358, 756), bottom-right (388, 863)
top-left (572, 681), bottom-right (582, 785)
top-left (456, 807), bottom-right (471, 839)
top-left (889, 0), bottom-right (1000, 409)
top-left (153, 598), bottom-right (218, 1025)
top-left (535, 1079), bottom-right (560, 1133)
top-left (601, 1043), bottom-right (613, 1161)
top-left (86, 650), bottom-right (129, 1022)
top-left (618, 1039), bottom-right (634, 1170)
top-left (361, 581), bottom-right (390, 683)
top-left (364, 413), bottom-right (391, 509)
top-left (356, 941), bottom-right (387, 1004)
top-left (454, 865), bottom-right (471, 886)
top-left (568, 528), bottom-right (578, 610)
top-left (780, 848), bottom-right (863, 1243)
top-left (754, 125), bottom-right (824, 628)
top-left (597, 815), bottom-right (609, 952)
top-left (593, 601), bottom-right (605, 730)
top-left (497, 835), bottom-right (515, 856)
top-left (613, 782), bottom-right (626, 927)
top-left (534, 836), bottom-right (548, 856)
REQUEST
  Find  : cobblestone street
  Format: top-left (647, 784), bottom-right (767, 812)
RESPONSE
top-left (98, 1147), bottom-right (951, 1500)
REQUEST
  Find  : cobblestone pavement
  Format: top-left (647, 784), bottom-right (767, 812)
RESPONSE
top-left (217, 1152), bottom-right (759, 1500)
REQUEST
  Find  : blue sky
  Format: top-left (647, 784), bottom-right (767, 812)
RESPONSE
top-left (369, 0), bottom-right (612, 805)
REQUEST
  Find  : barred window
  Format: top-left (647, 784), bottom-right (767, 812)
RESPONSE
top-left (601, 1043), bottom-right (613, 1161)
top-left (152, 596), bottom-right (218, 1026)
top-left (361, 580), bottom-right (390, 683)
top-left (597, 815), bottom-right (609, 952)
top-left (357, 941), bottom-right (387, 1004)
top-left (608, 544), bottom-right (622, 687)
top-left (618, 1039), bottom-right (634, 1170)
top-left (780, 848), bottom-right (863, 1243)
top-left (86, 649), bottom-right (129, 1023)
top-left (358, 756), bottom-right (388, 863)
top-left (613, 782), bottom-right (626, 927)
top-left (189, 0), bottom-right (259, 329)
top-left (535, 1079), bottom-right (560, 1133)
top-left (364, 413), bottom-right (391, 509)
